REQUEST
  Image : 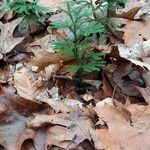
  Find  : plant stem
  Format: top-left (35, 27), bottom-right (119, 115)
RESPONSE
top-left (67, 2), bottom-right (83, 81)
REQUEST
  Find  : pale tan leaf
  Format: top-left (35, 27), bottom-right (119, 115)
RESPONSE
top-left (118, 40), bottom-right (150, 70)
top-left (27, 112), bottom-right (95, 145)
top-left (46, 126), bottom-right (82, 149)
top-left (37, 0), bottom-right (65, 10)
top-left (28, 35), bottom-right (70, 70)
top-left (36, 87), bottom-right (83, 113)
top-left (128, 58), bottom-right (150, 70)
top-left (0, 19), bottom-right (25, 53)
top-left (14, 68), bottom-right (42, 101)
top-left (121, 19), bottom-right (150, 47)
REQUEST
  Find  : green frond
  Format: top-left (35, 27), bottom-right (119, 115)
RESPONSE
top-left (78, 21), bottom-right (105, 36)
top-left (0, 0), bottom-right (51, 29)
top-left (53, 39), bottom-right (76, 58)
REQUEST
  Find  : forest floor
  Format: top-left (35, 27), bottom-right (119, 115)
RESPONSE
top-left (0, 0), bottom-right (150, 150)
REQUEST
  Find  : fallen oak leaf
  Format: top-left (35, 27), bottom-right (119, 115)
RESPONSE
top-left (27, 114), bottom-right (74, 128)
top-left (14, 68), bottom-right (43, 101)
top-left (94, 98), bottom-right (131, 125)
top-left (111, 7), bottom-right (141, 20)
top-left (27, 111), bottom-right (96, 149)
top-left (46, 126), bottom-right (84, 149)
top-left (0, 19), bottom-right (25, 54)
top-left (36, 87), bottom-right (83, 113)
top-left (37, 0), bottom-right (65, 11)
top-left (92, 98), bottom-right (144, 150)
top-left (120, 20), bottom-right (150, 46)
top-left (128, 58), bottom-right (150, 70)
top-left (28, 34), bottom-right (71, 70)
top-left (118, 40), bottom-right (150, 70)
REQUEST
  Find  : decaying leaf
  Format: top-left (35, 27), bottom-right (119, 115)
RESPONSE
top-left (27, 111), bottom-right (95, 147)
top-left (0, 92), bottom-right (49, 150)
top-left (121, 19), bottom-right (150, 46)
top-left (113, 7), bottom-right (141, 20)
top-left (28, 35), bottom-right (70, 70)
top-left (37, 0), bottom-right (65, 10)
top-left (118, 40), bottom-right (150, 70)
top-left (14, 68), bottom-right (42, 101)
top-left (0, 0), bottom-right (150, 149)
top-left (94, 99), bottom-right (131, 125)
top-left (0, 19), bottom-right (25, 54)
top-left (93, 98), bottom-right (150, 150)
top-left (36, 87), bottom-right (83, 113)
top-left (46, 126), bottom-right (83, 149)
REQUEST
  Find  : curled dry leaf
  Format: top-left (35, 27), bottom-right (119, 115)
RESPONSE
top-left (14, 68), bottom-right (42, 101)
top-left (27, 111), bottom-right (95, 147)
top-left (134, 1), bottom-right (150, 20)
top-left (94, 99), bottom-right (131, 125)
top-left (120, 19), bottom-right (150, 47)
top-left (118, 40), bottom-right (150, 70)
top-left (28, 35), bottom-right (70, 70)
top-left (44, 64), bottom-right (59, 79)
top-left (36, 87), bottom-right (83, 113)
top-left (0, 93), bottom-right (49, 150)
top-left (46, 126), bottom-right (83, 150)
top-left (113, 7), bottom-right (141, 20)
top-left (92, 98), bottom-right (139, 150)
top-left (136, 58), bottom-right (150, 104)
top-left (0, 19), bottom-right (25, 54)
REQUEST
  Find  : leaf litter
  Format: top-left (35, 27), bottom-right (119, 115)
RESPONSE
top-left (0, 0), bottom-right (150, 150)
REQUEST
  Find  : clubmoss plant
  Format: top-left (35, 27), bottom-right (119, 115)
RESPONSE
top-left (52, 0), bottom-right (106, 81)
top-left (52, 0), bottom-right (127, 81)
top-left (0, 0), bottom-right (52, 31)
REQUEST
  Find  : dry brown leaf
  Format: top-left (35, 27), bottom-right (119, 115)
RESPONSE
top-left (37, 0), bottom-right (65, 10)
top-left (102, 73), bottom-right (114, 97)
top-left (121, 19), bottom-right (150, 47)
top-left (11, 94), bottom-right (48, 115)
top-left (46, 126), bottom-right (84, 149)
top-left (94, 101), bottom-right (131, 125)
top-left (127, 104), bottom-right (150, 130)
top-left (36, 87), bottom-right (83, 113)
top-left (28, 35), bottom-right (70, 70)
top-left (94, 123), bottom-right (140, 150)
top-left (136, 58), bottom-right (150, 103)
top-left (113, 7), bottom-right (141, 20)
top-left (92, 99), bottom-right (150, 150)
top-left (0, 19), bottom-right (25, 54)
top-left (112, 63), bottom-right (142, 97)
top-left (0, 92), bottom-right (49, 150)
top-left (118, 40), bottom-right (150, 70)
top-left (27, 112), bottom-right (95, 146)
top-left (44, 64), bottom-right (59, 79)
top-left (14, 68), bottom-right (42, 101)
top-left (134, 1), bottom-right (150, 20)
top-left (29, 48), bottom-right (66, 70)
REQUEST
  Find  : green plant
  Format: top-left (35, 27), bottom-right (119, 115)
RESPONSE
top-left (0, 0), bottom-right (51, 30)
top-left (52, 0), bottom-right (106, 80)
top-left (73, 0), bottom-right (127, 35)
